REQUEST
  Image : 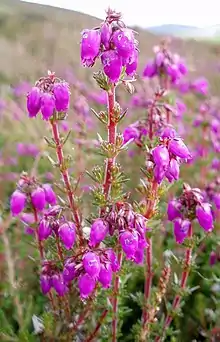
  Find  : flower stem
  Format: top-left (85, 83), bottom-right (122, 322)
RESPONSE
top-left (141, 180), bottom-right (158, 341)
top-left (100, 84), bottom-right (116, 216)
top-left (112, 250), bottom-right (123, 342)
top-left (50, 120), bottom-right (84, 244)
top-left (85, 309), bottom-right (108, 342)
top-left (155, 224), bottom-right (193, 342)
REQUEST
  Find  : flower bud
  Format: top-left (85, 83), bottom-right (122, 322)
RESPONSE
top-left (100, 22), bottom-right (112, 49)
top-left (53, 82), bottom-right (70, 112)
top-left (10, 190), bottom-right (27, 216)
top-left (153, 165), bottom-right (166, 184)
top-left (27, 87), bottom-right (41, 118)
top-left (169, 138), bottom-right (191, 159)
top-left (83, 252), bottom-right (101, 278)
top-left (196, 203), bottom-right (214, 232)
top-left (58, 222), bottom-right (76, 250)
top-left (38, 219), bottom-right (52, 241)
top-left (120, 231), bottom-right (138, 259)
top-left (51, 273), bottom-right (67, 296)
top-left (165, 158), bottom-right (180, 182)
top-left (125, 49), bottom-right (138, 76)
top-left (40, 274), bottom-right (51, 295)
top-left (152, 145), bottom-right (170, 168)
top-left (106, 249), bottom-right (120, 272)
top-left (41, 93), bottom-right (55, 120)
top-left (112, 28), bottom-right (135, 59)
top-left (43, 184), bottom-right (57, 205)
top-left (173, 218), bottom-right (191, 244)
top-left (31, 187), bottom-right (46, 211)
top-left (98, 263), bottom-right (113, 288)
top-left (167, 200), bottom-right (181, 221)
top-left (78, 273), bottom-right (95, 299)
top-left (63, 262), bottom-right (76, 282)
top-left (80, 29), bottom-right (101, 67)
top-left (89, 219), bottom-right (109, 247)
top-left (101, 50), bottom-right (122, 82)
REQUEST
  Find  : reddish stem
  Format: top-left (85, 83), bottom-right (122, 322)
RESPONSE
top-left (155, 224), bottom-right (193, 342)
top-left (112, 250), bottom-right (123, 342)
top-left (141, 181), bottom-right (158, 340)
top-left (100, 84), bottom-right (116, 216)
top-left (85, 309), bottom-right (108, 342)
top-left (50, 120), bottom-right (84, 244)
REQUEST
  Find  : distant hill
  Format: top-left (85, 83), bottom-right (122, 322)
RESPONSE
top-left (0, 0), bottom-right (219, 94)
top-left (147, 24), bottom-right (220, 39)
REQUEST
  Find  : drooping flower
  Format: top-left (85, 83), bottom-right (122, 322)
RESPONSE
top-left (196, 203), bottom-right (214, 232)
top-left (31, 187), bottom-right (46, 211)
top-left (173, 218), bottom-right (191, 244)
top-left (119, 231), bottom-right (138, 259)
top-left (167, 200), bottom-right (181, 221)
top-left (63, 261), bottom-right (76, 282)
top-left (43, 184), bottom-right (57, 205)
top-left (89, 219), bottom-right (109, 247)
top-left (41, 93), bottom-right (55, 120)
top-left (27, 87), bottom-right (41, 117)
top-left (123, 126), bottom-right (139, 144)
top-left (53, 82), bottom-right (70, 112)
top-left (83, 252), bottom-right (101, 278)
top-left (165, 158), bottom-right (180, 182)
top-left (10, 190), bottom-right (27, 216)
top-left (168, 138), bottom-right (191, 159)
top-left (51, 273), bottom-right (67, 296)
top-left (80, 29), bottom-right (101, 67)
top-left (100, 22), bottom-right (112, 49)
top-left (98, 264), bottom-right (113, 288)
top-left (112, 28), bottom-right (135, 59)
top-left (78, 273), bottom-right (95, 298)
top-left (40, 274), bottom-right (51, 295)
top-left (38, 219), bottom-right (52, 241)
top-left (101, 50), bottom-right (122, 82)
top-left (152, 145), bottom-right (170, 168)
top-left (58, 222), bottom-right (76, 250)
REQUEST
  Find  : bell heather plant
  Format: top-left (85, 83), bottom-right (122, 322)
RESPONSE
top-left (6, 8), bottom-right (217, 342)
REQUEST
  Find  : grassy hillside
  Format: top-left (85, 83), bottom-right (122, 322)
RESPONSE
top-left (0, 0), bottom-right (220, 93)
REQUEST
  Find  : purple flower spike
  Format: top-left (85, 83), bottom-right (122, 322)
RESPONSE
top-left (196, 203), bottom-right (214, 232)
top-left (58, 222), bottom-right (76, 250)
top-left (40, 274), bottom-right (51, 295)
top-left (38, 219), bottom-right (52, 241)
top-left (98, 264), bottom-right (113, 288)
top-left (41, 93), bottom-right (55, 120)
top-left (101, 50), bottom-right (122, 82)
top-left (43, 184), bottom-right (57, 205)
top-left (112, 28), bottom-right (135, 58)
top-left (174, 218), bottom-right (191, 244)
top-left (165, 159), bottom-right (180, 182)
top-left (152, 145), bottom-right (170, 168)
top-left (106, 249), bottom-right (120, 272)
top-left (53, 82), bottom-right (70, 112)
top-left (169, 138), bottom-right (191, 159)
top-left (83, 252), bottom-right (101, 278)
top-left (31, 187), bottom-right (46, 211)
top-left (167, 200), bottom-right (181, 221)
top-left (52, 273), bottom-right (67, 297)
top-left (78, 273), bottom-right (95, 299)
top-left (120, 231), bottom-right (138, 259)
top-left (63, 262), bottom-right (76, 282)
top-left (27, 87), bottom-right (41, 117)
top-left (80, 29), bottom-right (101, 67)
top-left (10, 190), bottom-right (26, 216)
top-left (89, 219), bottom-right (109, 247)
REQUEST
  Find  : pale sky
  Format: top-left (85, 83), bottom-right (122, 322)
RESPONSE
top-left (22, 0), bottom-right (220, 28)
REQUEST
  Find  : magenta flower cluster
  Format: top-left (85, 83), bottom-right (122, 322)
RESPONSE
top-left (150, 127), bottom-right (191, 184)
top-left (10, 175), bottom-right (57, 216)
top-left (80, 9), bottom-right (138, 82)
top-left (143, 44), bottom-right (187, 83)
top-left (167, 184), bottom-right (214, 244)
top-left (27, 72), bottom-right (70, 120)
